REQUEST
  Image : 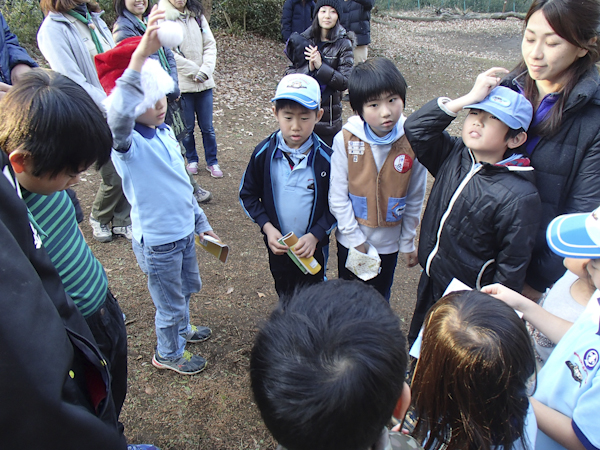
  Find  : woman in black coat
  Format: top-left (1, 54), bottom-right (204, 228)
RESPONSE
top-left (502, 0), bottom-right (600, 299)
top-left (285, 0), bottom-right (354, 146)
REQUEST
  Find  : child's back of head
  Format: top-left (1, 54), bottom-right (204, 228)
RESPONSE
top-left (0, 69), bottom-right (112, 178)
top-left (412, 290), bottom-right (535, 450)
top-left (250, 279), bottom-right (408, 450)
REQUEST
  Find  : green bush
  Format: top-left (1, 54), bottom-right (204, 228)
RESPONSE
top-left (0, 0), bottom-right (45, 50)
top-left (211, 0), bottom-right (283, 40)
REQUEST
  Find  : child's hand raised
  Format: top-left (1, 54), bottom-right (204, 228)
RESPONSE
top-left (130, 6), bottom-right (166, 70)
top-left (444, 67), bottom-right (509, 114)
top-left (466, 67), bottom-right (509, 104)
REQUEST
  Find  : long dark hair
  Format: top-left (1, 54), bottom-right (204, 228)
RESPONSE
top-left (308, 6), bottom-right (341, 42)
top-left (411, 291), bottom-right (536, 450)
top-left (508, 0), bottom-right (600, 137)
top-left (184, 0), bottom-right (204, 17)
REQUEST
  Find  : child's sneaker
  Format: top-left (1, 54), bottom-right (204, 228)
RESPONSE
top-left (185, 324), bottom-right (212, 343)
top-left (89, 215), bottom-right (112, 243)
top-left (206, 164), bottom-right (223, 178)
top-left (152, 350), bottom-right (207, 375)
top-left (187, 162), bottom-right (198, 175)
top-left (112, 224), bottom-right (133, 240)
top-left (193, 186), bottom-right (212, 203)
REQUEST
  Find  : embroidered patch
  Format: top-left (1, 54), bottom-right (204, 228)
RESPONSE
top-left (566, 361), bottom-right (583, 387)
top-left (394, 154), bottom-right (413, 173)
top-left (348, 141), bottom-right (365, 155)
top-left (584, 349), bottom-right (599, 370)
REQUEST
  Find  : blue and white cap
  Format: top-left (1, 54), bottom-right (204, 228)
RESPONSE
top-left (272, 74), bottom-right (321, 110)
top-left (547, 206), bottom-right (600, 258)
top-left (464, 86), bottom-right (533, 131)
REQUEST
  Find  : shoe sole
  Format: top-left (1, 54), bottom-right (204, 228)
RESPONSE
top-left (93, 234), bottom-right (112, 243)
top-left (112, 231), bottom-right (132, 240)
top-left (195, 193), bottom-right (213, 203)
top-left (186, 333), bottom-right (212, 344)
top-left (206, 167), bottom-right (223, 178)
top-left (151, 355), bottom-right (207, 375)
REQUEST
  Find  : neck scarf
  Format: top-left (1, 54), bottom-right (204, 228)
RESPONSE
top-left (363, 120), bottom-right (402, 146)
top-left (67, 6), bottom-right (104, 55)
top-left (276, 131), bottom-right (313, 157)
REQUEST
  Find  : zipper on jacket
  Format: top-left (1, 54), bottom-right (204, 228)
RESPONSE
top-left (425, 153), bottom-right (483, 277)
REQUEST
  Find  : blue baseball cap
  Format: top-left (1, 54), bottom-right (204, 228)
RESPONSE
top-left (464, 86), bottom-right (533, 131)
top-left (272, 74), bottom-right (321, 110)
top-left (546, 206), bottom-right (600, 258)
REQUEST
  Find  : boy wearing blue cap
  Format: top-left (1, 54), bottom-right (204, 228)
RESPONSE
top-left (240, 73), bottom-right (336, 297)
top-left (484, 206), bottom-right (600, 450)
top-left (405, 68), bottom-right (542, 343)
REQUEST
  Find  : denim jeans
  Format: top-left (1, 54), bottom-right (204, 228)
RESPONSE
top-left (181, 90), bottom-right (219, 166)
top-left (132, 233), bottom-right (201, 360)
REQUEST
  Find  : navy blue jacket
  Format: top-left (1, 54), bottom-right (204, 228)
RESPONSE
top-left (0, 150), bottom-right (125, 449)
top-left (239, 132), bottom-right (336, 245)
top-left (112, 10), bottom-right (180, 100)
top-left (339, 0), bottom-right (374, 46)
top-left (281, 0), bottom-right (315, 42)
top-left (0, 12), bottom-right (37, 84)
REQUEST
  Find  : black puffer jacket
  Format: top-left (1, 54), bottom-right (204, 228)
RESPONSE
top-left (339, 0), bottom-right (374, 46)
top-left (503, 68), bottom-right (600, 292)
top-left (405, 99), bottom-right (542, 293)
top-left (285, 26), bottom-right (354, 144)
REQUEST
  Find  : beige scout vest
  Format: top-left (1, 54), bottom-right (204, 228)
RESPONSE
top-left (344, 130), bottom-right (416, 228)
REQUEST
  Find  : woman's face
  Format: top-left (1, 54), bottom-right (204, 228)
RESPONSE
top-left (522, 10), bottom-right (588, 92)
top-left (124, 0), bottom-right (147, 18)
top-left (318, 6), bottom-right (338, 30)
top-left (168, 0), bottom-right (187, 12)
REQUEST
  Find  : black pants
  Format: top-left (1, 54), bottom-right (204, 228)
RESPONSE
top-left (85, 289), bottom-right (128, 418)
top-left (268, 244), bottom-right (325, 298)
top-left (336, 242), bottom-right (398, 302)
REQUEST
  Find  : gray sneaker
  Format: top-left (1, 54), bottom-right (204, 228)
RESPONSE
top-left (113, 224), bottom-right (133, 240)
top-left (193, 186), bottom-right (212, 203)
top-left (89, 215), bottom-right (112, 243)
top-left (184, 325), bottom-right (212, 343)
top-left (152, 350), bottom-right (207, 375)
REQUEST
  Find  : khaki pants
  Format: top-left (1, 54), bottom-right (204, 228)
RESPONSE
top-left (91, 159), bottom-right (131, 227)
top-left (353, 45), bottom-right (368, 65)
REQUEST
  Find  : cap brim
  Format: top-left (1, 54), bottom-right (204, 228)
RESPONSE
top-left (271, 93), bottom-right (318, 109)
top-left (547, 213), bottom-right (600, 258)
top-left (463, 103), bottom-right (521, 130)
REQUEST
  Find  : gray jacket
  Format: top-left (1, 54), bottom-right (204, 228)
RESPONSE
top-left (38, 11), bottom-right (114, 109)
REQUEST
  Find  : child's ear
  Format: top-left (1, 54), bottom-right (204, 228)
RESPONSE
top-left (272, 104), bottom-right (278, 118)
top-left (393, 382), bottom-right (412, 422)
top-left (8, 149), bottom-right (31, 174)
top-left (507, 131), bottom-right (527, 149)
top-left (316, 108), bottom-right (324, 122)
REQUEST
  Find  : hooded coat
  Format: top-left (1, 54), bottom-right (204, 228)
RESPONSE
top-left (281, 0), bottom-right (315, 42)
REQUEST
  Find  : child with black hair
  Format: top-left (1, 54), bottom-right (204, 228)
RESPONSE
top-left (239, 73), bottom-right (336, 298)
top-left (0, 68), bottom-right (157, 450)
top-left (329, 57), bottom-right (427, 301)
top-left (405, 67), bottom-right (542, 344)
top-left (96, 8), bottom-right (218, 375)
top-left (250, 279), bottom-right (421, 450)
top-left (410, 290), bottom-right (537, 450)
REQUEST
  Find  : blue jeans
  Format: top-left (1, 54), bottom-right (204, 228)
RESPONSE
top-left (132, 233), bottom-right (201, 359)
top-left (181, 90), bottom-right (218, 166)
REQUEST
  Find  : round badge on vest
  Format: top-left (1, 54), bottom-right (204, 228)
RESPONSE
top-left (393, 154), bottom-right (413, 173)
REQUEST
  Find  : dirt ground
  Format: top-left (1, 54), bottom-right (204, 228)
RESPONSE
top-left (72, 12), bottom-right (523, 449)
